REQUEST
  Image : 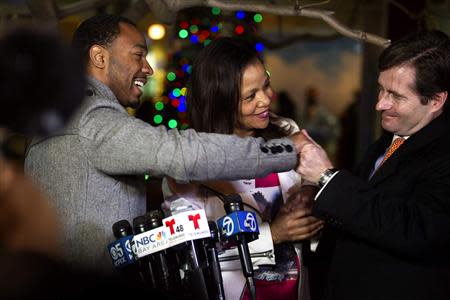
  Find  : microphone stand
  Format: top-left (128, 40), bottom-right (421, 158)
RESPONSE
top-left (223, 195), bottom-right (256, 300)
top-left (201, 185), bottom-right (256, 300)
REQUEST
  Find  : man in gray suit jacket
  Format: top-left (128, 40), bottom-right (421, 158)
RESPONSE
top-left (24, 15), bottom-right (308, 271)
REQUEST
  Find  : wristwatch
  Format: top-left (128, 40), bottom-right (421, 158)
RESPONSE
top-left (318, 168), bottom-right (339, 188)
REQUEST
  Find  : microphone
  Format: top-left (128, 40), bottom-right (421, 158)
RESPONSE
top-left (132, 216), bottom-right (157, 289)
top-left (108, 220), bottom-right (149, 287)
top-left (145, 210), bottom-right (181, 298)
top-left (202, 221), bottom-right (225, 300)
top-left (217, 194), bottom-right (259, 300)
top-left (170, 199), bottom-right (209, 300)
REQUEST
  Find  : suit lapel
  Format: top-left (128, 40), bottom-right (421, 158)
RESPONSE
top-left (366, 113), bottom-right (450, 186)
top-left (358, 134), bottom-right (391, 181)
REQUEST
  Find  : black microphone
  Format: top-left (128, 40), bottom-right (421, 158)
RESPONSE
top-left (108, 220), bottom-right (144, 285)
top-left (145, 210), bottom-right (181, 298)
top-left (132, 216), bottom-right (157, 289)
top-left (219, 194), bottom-right (258, 300)
top-left (202, 221), bottom-right (226, 300)
top-left (170, 200), bottom-right (209, 300)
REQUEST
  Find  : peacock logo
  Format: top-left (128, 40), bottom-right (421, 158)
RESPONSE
top-left (156, 231), bottom-right (167, 241)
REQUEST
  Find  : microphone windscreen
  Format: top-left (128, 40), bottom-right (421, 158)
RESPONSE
top-left (133, 216), bottom-right (149, 234)
top-left (112, 220), bottom-right (133, 239)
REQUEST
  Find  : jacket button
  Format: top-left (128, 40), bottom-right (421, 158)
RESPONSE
top-left (260, 147), bottom-right (269, 153)
top-left (276, 145), bottom-right (284, 153)
top-left (284, 145), bottom-right (293, 152)
top-left (270, 146), bottom-right (278, 154)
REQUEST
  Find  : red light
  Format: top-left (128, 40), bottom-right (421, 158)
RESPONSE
top-left (235, 25), bottom-right (244, 35)
top-left (171, 99), bottom-right (180, 107)
top-left (180, 21), bottom-right (189, 29)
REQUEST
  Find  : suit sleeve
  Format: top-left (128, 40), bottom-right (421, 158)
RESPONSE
top-left (312, 159), bottom-right (450, 260)
top-left (79, 103), bottom-right (297, 182)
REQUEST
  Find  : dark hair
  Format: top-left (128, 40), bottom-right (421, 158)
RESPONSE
top-left (0, 28), bottom-right (85, 136)
top-left (71, 14), bottom-right (135, 67)
top-left (187, 37), bottom-right (290, 139)
top-left (379, 30), bottom-right (450, 112)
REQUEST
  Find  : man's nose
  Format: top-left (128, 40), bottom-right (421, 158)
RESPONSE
top-left (143, 58), bottom-right (154, 76)
top-left (376, 93), bottom-right (392, 111)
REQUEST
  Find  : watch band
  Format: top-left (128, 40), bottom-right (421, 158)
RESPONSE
top-left (318, 168), bottom-right (339, 187)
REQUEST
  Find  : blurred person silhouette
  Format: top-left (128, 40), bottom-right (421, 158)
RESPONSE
top-left (336, 90), bottom-right (361, 169)
top-left (162, 37), bottom-right (323, 300)
top-left (23, 14), bottom-right (310, 273)
top-left (272, 91), bottom-right (298, 123)
top-left (301, 86), bottom-right (339, 160)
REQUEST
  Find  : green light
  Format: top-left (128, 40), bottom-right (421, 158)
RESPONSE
top-left (155, 101), bottom-right (164, 111)
top-left (189, 25), bottom-right (199, 33)
top-left (254, 13), bottom-right (263, 23)
top-left (168, 119), bottom-right (178, 128)
top-left (211, 7), bottom-right (221, 15)
top-left (144, 174), bottom-right (149, 181)
top-left (167, 72), bottom-right (176, 81)
top-left (178, 29), bottom-right (188, 39)
top-left (204, 39), bottom-right (212, 46)
top-left (154, 114), bottom-right (163, 124)
top-left (173, 88), bottom-right (181, 97)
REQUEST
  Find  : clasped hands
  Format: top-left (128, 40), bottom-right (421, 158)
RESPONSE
top-left (288, 129), bottom-right (334, 184)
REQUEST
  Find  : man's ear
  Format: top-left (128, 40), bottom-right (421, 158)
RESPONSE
top-left (89, 45), bottom-right (108, 69)
top-left (431, 91), bottom-right (448, 112)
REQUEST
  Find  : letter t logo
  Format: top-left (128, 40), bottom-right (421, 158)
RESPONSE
top-left (188, 213), bottom-right (201, 229)
top-left (165, 219), bottom-right (176, 235)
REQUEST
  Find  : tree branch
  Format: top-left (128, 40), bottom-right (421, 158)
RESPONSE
top-left (156, 0), bottom-right (390, 48)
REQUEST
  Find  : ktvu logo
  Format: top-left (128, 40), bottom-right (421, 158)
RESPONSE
top-left (222, 216), bottom-right (234, 237)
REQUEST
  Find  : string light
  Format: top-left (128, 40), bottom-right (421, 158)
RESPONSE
top-left (154, 114), bottom-right (163, 124)
top-left (211, 7), bottom-right (221, 15)
top-left (235, 25), bottom-right (245, 35)
top-left (254, 14), bottom-right (263, 23)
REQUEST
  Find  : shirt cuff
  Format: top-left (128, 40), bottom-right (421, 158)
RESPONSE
top-left (314, 170), bottom-right (340, 200)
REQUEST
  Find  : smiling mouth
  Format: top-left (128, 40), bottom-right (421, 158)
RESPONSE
top-left (256, 110), bottom-right (269, 119)
top-left (133, 79), bottom-right (146, 91)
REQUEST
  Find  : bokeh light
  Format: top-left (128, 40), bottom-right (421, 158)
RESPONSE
top-left (147, 23), bottom-right (166, 40)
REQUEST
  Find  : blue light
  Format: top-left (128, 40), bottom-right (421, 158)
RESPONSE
top-left (178, 102), bottom-right (187, 112)
top-left (190, 35), bottom-right (199, 44)
top-left (235, 11), bottom-right (245, 19)
top-left (211, 25), bottom-right (219, 33)
top-left (255, 42), bottom-right (264, 52)
top-left (182, 64), bottom-right (190, 73)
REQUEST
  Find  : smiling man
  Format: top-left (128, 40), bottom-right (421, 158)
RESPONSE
top-left (297, 30), bottom-right (450, 300)
top-left (24, 15), bottom-right (310, 272)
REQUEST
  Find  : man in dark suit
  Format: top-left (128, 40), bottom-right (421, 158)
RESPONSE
top-left (297, 30), bottom-right (450, 299)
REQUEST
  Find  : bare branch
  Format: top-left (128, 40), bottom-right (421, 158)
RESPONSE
top-left (156, 0), bottom-right (390, 48)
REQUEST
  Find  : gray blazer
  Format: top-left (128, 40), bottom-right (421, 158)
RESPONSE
top-left (25, 77), bottom-right (298, 271)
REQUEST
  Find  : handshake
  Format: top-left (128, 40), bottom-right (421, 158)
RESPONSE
top-left (288, 129), bottom-right (334, 185)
